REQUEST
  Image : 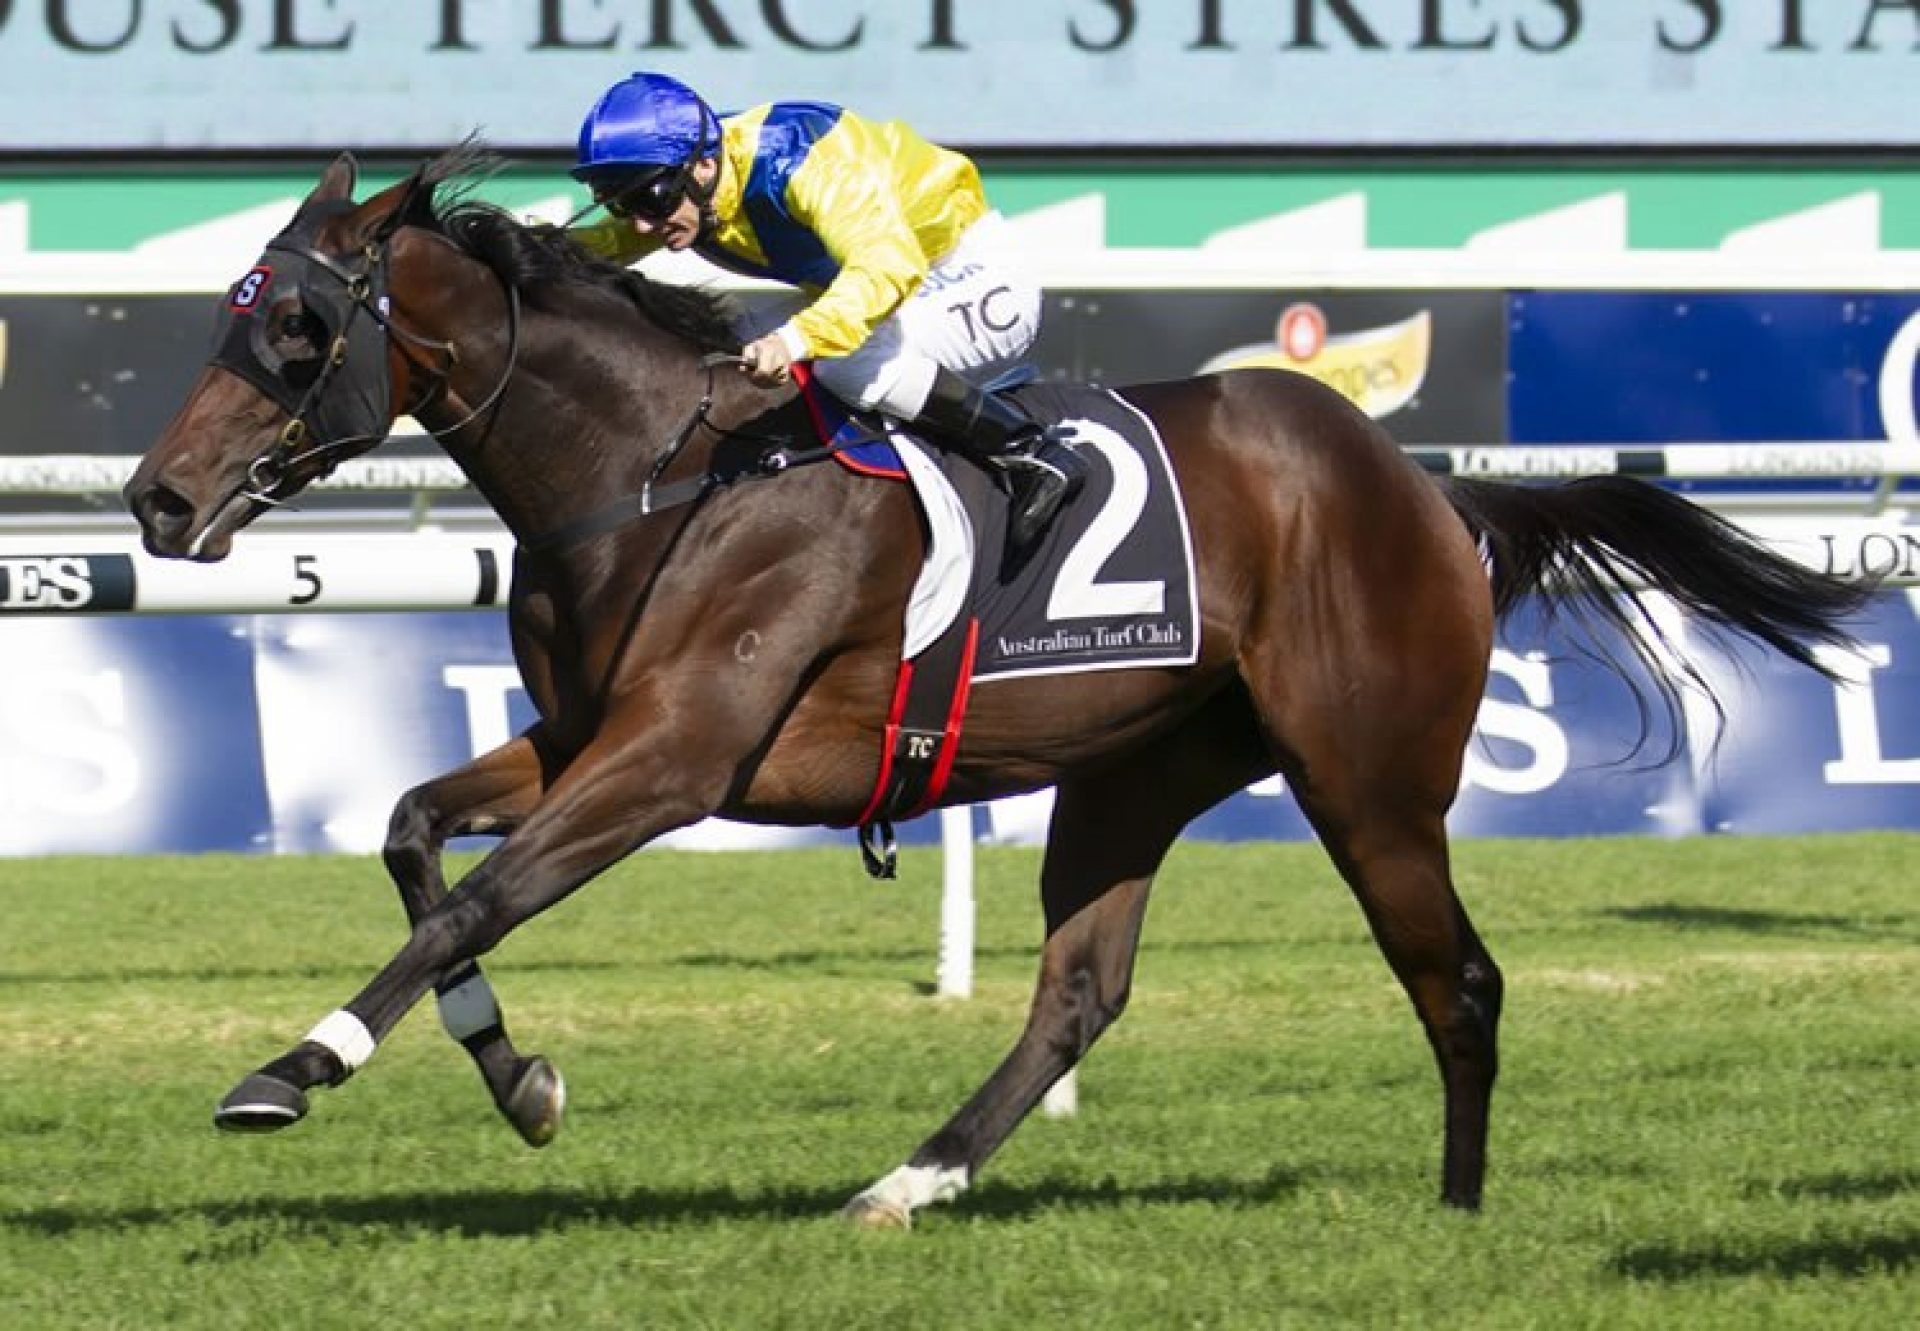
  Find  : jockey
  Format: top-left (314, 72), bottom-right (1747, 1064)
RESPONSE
top-left (568, 70), bottom-right (1086, 560)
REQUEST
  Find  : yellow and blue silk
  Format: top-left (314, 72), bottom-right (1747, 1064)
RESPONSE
top-left (573, 102), bottom-right (987, 360)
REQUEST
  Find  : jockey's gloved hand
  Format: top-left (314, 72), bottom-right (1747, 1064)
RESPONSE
top-left (740, 333), bottom-right (797, 387)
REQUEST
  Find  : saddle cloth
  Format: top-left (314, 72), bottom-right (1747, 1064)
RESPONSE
top-left (804, 375), bottom-right (1199, 869)
top-left (822, 380), bottom-right (1201, 681)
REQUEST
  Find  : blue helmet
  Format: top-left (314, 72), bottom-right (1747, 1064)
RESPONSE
top-left (571, 72), bottom-right (719, 183)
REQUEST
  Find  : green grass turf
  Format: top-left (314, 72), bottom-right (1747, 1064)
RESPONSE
top-left (1, 834), bottom-right (1915, 1329)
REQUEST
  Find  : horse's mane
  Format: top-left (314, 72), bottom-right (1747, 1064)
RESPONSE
top-left (399, 139), bottom-right (739, 354)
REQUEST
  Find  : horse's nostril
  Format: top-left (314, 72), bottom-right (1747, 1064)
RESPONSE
top-left (149, 486), bottom-right (194, 522)
top-left (129, 483), bottom-right (196, 539)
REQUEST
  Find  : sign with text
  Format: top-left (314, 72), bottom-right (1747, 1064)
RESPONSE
top-left (0, 3), bottom-right (1913, 152)
top-left (0, 590), bottom-right (1915, 856)
top-left (1507, 291), bottom-right (1920, 508)
top-left (1043, 289), bottom-right (1506, 444)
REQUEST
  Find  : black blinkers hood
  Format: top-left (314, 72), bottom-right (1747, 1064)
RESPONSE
top-left (208, 199), bottom-right (395, 449)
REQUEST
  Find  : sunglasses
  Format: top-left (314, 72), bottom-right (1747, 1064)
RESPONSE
top-left (595, 167), bottom-right (690, 222)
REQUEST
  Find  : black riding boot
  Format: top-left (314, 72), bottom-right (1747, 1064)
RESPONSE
top-left (911, 367), bottom-right (1087, 563)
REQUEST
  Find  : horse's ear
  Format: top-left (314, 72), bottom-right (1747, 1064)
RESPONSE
top-left (311, 152), bottom-right (359, 205)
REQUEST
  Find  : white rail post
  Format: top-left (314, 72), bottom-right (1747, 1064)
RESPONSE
top-left (937, 801), bottom-right (1079, 1116)
top-left (936, 805), bottom-right (975, 998)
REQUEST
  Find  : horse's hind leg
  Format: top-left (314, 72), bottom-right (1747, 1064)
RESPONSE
top-left (1260, 670), bottom-right (1502, 1208)
top-left (377, 733), bottom-right (564, 1147)
top-left (845, 691), bottom-right (1270, 1228)
top-left (1305, 795), bottom-right (1501, 1207)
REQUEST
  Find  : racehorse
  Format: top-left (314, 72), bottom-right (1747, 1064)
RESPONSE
top-left (124, 144), bottom-right (1872, 1228)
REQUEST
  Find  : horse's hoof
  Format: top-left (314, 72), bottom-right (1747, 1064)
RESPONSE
top-left (840, 1192), bottom-right (913, 1230)
top-left (214, 1073), bottom-right (309, 1133)
top-left (503, 1055), bottom-right (565, 1149)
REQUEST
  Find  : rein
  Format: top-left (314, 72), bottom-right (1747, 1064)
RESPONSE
top-left (520, 354), bottom-right (880, 554)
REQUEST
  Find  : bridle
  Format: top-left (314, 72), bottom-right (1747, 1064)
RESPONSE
top-left (219, 211), bottom-right (876, 555)
top-left (228, 227), bottom-right (523, 507)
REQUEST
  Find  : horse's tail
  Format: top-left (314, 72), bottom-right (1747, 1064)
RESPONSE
top-left (1439, 474), bottom-right (1876, 714)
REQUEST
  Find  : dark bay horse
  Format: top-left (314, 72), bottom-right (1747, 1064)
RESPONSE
top-left (124, 146), bottom-right (1872, 1228)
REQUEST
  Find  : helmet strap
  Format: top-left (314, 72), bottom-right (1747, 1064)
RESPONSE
top-left (687, 155), bottom-right (720, 206)
top-left (687, 152), bottom-right (722, 244)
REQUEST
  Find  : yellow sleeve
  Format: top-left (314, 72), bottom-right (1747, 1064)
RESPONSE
top-left (778, 118), bottom-right (929, 361)
top-left (566, 216), bottom-right (660, 267)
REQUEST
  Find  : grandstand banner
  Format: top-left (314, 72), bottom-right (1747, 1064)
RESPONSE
top-left (0, 294), bottom-right (214, 457)
top-left (0, 287), bottom-right (1499, 469)
top-left (0, 289), bottom-right (1503, 459)
top-left (1509, 292), bottom-right (1920, 446)
top-left (0, 4), bottom-right (1913, 152)
top-left (0, 294), bottom-right (445, 462)
top-left (1044, 290), bottom-right (1505, 443)
top-left (0, 593), bottom-right (1915, 856)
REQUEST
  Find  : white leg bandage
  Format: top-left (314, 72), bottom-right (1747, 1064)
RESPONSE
top-left (437, 973), bottom-right (503, 1041)
top-left (861, 1163), bottom-right (971, 1213)
top-left (305, 1009), bottom-right (376, 1075)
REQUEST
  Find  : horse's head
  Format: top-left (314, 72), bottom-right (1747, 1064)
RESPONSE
top-left (124, 153), bottom-right (448, 560)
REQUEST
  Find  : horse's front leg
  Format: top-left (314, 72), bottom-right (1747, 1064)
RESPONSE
top-left (380, 731), bottom-right (564, 1147)
top-left (214, 721), bottom-right (720, 1135)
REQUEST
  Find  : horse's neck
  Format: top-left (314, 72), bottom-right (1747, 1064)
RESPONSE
top-left (420, 310), bottom-right (741, 546)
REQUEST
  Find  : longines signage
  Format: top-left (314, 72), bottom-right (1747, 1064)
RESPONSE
top-left (0, 1), bottom-right (1912, 151)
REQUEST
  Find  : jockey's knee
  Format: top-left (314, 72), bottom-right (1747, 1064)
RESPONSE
top-left (813, 350), bottom-right (938, 420)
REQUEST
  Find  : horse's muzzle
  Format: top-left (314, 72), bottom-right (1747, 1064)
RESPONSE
top-left (124, 478), bottom-right (194, 556)
top-left (124, 479), bottom-right (246, 562)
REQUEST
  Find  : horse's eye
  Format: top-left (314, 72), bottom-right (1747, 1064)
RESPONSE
top-left (275, 312), bottom-right (324, 350)
top-left (267, 310), bottom-right (326, 390)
